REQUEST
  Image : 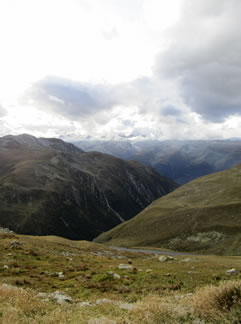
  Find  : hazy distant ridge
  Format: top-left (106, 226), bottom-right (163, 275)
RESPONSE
top-left (75, 139), bottom-right (241, 184)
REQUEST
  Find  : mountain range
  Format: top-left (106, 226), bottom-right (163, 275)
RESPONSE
top-left (0, 134), bottom-right (177, 240)
top-left (74, 139), bottom-right (241, 184)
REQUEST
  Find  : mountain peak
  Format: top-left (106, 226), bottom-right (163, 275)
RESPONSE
top-left (1, 134), bottom-right (83, 154)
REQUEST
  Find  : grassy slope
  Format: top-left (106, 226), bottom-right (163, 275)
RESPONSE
top-left (96, 165), bottom-right (241, 255)
top-left (0, 233), bottom-right (240, 323)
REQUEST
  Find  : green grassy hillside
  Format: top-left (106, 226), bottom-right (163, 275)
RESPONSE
top-left (96, 164), bottom-right (241, 255)
top-left (0, 232), bottom-right (240, 323)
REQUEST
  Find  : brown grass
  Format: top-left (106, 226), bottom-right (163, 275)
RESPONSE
top-left (0, 285), bottom-right (74, 324)
top-left (130, 296), bottom-right (173, 323)
top-left (192, 280), bottom-right (241, 319)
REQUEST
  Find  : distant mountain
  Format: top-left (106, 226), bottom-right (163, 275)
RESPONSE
top-left (0, 134), bottom-right (177, 240)
top-left (74, 140), bottom-right (138, 160)
top-left (96, 164), bottom-right (241, 255)
top-left (75, 139), bottom-right (241, 184)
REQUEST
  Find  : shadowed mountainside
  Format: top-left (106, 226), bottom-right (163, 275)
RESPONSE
top-left (96, 164), bottom-right (241, 255)
top-left (0, 134), bottom-right (177, 240)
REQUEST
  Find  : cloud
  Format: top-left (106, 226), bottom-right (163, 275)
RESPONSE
top-left (121, 120), bottom-right (136, 127)
top-left (0, 104), bottom-right (7, 117)
top-left (130, 127), bottom-right (163, 139)
top-left (162, 105), bottom-right (181, 117)
top-left (23, 76), bottom-right (174, 122)
top-left (20, 74), bottom-right (191, 142)
top-left (102, 27), bottom-right (119, 40)
top-left (0, 122), bottom-right (11, 136)
top-left (155, 0), bottom-right (241, 122)
top-left (23, 76), bottom-right (120, 121)
top-left (19, 0), bottom-right (241, 142)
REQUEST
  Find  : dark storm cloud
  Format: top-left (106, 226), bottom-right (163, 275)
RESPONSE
top-left (155, 0), bottom-right (241, 122)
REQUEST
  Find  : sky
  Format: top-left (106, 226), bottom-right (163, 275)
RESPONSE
top-left (0, 0), bottom-right (241, 141)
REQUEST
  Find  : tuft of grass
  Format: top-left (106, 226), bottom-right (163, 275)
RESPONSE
top-left (130, 296), bottom-right (174, 324)
top-left (193, 280), bottom-right (241, 320)
top-left (0, 285), bottom-right (74, 324)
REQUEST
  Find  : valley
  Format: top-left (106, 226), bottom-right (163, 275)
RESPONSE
top-left (96, 163), bottom-right (241, 255)
top-left (0, 135), bottom-right (241, 323)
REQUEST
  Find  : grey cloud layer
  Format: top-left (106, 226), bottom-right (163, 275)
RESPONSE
top-left (155, 0), bottom-right (241, 122)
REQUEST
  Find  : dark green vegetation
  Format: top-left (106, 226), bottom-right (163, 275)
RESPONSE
top-left (0, 233), bottom-right (240, 323)
top-left (97, 164), bottom-right (241, 255)
top-left (76, 139), bottom-right (241, 184)
top-left (0, 134), bottom-right (177, 240)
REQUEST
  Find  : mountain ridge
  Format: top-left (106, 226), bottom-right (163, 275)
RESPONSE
top-left (0, 134), bottom-right (177, 240)
top-left (74, 139), bottom-right (241, 184)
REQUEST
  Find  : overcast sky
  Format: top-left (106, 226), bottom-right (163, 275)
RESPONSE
top-left (1, 0), bottom-right (241, 141)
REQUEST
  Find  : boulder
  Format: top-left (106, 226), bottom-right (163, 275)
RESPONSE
top-left (226, 268), bottom-right (237, 275)
top-left (51, 291), bottom-right (73, 304)
top-left (158, 255), bottom-right (174, 262)
top-left (78, 301), bottom-right (92, 307)
top-left (119, 303), bottom-right (134, 311)
top-left (96, 299), bottom-right (114, 305)
top-left (106, 271), bottom-right (121, 279)
top-left (118, 264), bottom-right (133, 270)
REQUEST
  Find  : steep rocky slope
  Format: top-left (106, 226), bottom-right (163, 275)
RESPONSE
top-left (96, 164), bottom-right (241, 255)
top-left (0, 134), bottom-right (177, 240)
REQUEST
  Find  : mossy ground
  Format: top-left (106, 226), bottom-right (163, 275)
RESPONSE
top-left (0, 233), bottom-right (240, 323)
